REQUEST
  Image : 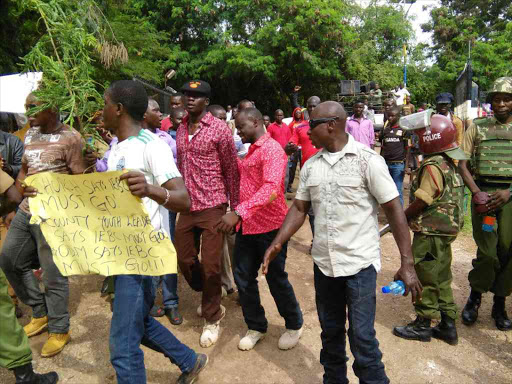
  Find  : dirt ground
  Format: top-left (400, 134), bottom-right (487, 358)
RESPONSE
top-left (2, 190), bottom-right (512, 384)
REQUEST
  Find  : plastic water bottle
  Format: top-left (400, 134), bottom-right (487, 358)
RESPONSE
top-left (382, 280), bottom-right (405, 296)
top-left (482, 215), bottom-right (496, 233)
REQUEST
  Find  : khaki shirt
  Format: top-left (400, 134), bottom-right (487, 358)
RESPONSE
top-left (414, 165), bottom-right (444, 205)
top-left (0, 169), bottom-right (14, 194)
top-left (295, 135), bottom-right (399, 277)
top-left (451, 114), bottom-right (464, 147)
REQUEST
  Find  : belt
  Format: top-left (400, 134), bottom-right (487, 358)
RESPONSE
top-left (386, 161), bottom-right (404, 164)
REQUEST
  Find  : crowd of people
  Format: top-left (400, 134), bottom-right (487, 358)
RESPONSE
top-left (0, 76), bottom-right (511, 384)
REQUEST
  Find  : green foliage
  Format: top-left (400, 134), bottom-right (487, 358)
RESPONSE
top-left (5, 0), bottom-right (466, 117)
top-left (20, 0), bottom-right (126, 134)
top-left (422, 0), bottom-right (512, 93)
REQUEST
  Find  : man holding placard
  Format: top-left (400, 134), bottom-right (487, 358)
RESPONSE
top-left (102, 80), bottom-right (206, 384)
top-left (0, 93), bottom-right (87, 358)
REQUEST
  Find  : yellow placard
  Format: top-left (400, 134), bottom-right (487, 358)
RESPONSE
top-left (25, 171), bottom-right (177, 277)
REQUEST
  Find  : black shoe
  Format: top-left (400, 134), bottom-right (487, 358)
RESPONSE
top-left (165, 307), bottom-right (183, 325)
top-left (177, 353), bottom-right (208, 384)
top-left (393, 316), bottom-right (432, 342)
top-left (491, 296), bottom-right (512, 331)
top-left (462, 290), bottom-right (481, 325)
top-left (432, 313), bottom-right (458, 345)
top-left (13, 363), bottom-right (59, 384)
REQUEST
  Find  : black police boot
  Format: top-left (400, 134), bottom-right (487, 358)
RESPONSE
top-left (432, 312), bottom-right (458, 345)
top-left (491, 296), bottom-right (512, 331)
top-left (461, 290), bottom-right (481, 325)
top-left (12, 363), bottom-right (59, 384)
top-left (393, 316), bottom-right (432, 342)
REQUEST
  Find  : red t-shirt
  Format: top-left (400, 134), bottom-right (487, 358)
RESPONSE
top-left (267, 122), bottom-right (292, 149)
top-left (289, 122), bottom-right (319, 166)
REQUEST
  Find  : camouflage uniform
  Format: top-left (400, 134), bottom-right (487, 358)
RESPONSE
top-left (0, 170), bottom-right (32, 369)
top-left (410, 155), bottom-right (465, 320)
top-left (462, 78), bottom-right (512, 296)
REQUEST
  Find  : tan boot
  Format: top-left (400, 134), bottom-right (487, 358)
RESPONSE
top-left (23, 316), bottom-right (48, 337)
top-left (41, 332), bottom-right (71, 357)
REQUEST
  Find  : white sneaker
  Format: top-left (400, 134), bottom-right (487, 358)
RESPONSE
top-left (238, 330), bottom-right (265, 351)
top-left (278, 327), bottom-right (303, 350)
top-left (199, 306), bottom-right (225, 348)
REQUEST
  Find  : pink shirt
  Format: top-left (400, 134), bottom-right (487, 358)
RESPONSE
top-left (267, 122), bottom-right (292, 149)
top-left (346, 116), bottom-right (375, 148)
top-left (176, 112), bottom-right (240, 212)
top-left (289, 122), bottom-right (319, 167)
top-left (236, 133), bottom-right (288, 235)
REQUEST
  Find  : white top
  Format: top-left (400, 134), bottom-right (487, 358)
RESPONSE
top-left (295, 134), bottom-right (399, 277)
top-left (107, 129), bottom-right (181, 236)
top-left (394, 88), bottom-right (410, 106)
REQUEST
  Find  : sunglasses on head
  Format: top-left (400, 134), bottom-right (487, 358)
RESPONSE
top-left (309, 116), bottom-right (339, 129)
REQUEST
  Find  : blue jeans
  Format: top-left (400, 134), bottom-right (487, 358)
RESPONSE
top-left (152, 274), bottom-right (178, 309)
top-left (110, 275), bottom-right (196, 384)
top-left (234, 229), bottom-right (303, 333)
top-left (151, 211), bottom-right (179, 309)
top-left (387, 162), bottom-right (405, 206)
top-left (314, 264), bottom-right (389, 384)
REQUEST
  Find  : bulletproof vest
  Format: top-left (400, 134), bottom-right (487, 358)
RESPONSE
top-left (410, 155), bottom-right (464, 236)
top-left (473, 118), bottom-right (512, 183)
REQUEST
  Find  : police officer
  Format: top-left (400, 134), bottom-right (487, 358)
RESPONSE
top-left (435, 92), bottom-right (464, 147)
top-left (0, 169), bottom-right (59, 383)
top-left (393, 114), bottom-right (467, 345)
top-left (459, 77), bottom-right (512, 331)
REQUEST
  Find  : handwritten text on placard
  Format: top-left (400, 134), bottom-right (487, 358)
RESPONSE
top-left (26, 171), bottom-right (177, 277)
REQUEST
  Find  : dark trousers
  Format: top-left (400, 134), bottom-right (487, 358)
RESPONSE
top-left (175, 205), bottom-right (226, 322)
top-left (0, 210), bottom-right (69, 333)
top-left (233, 229), bottom-right (303, 333)
top-left (314, 264), bottom-right (389, 384)
top-left (288, 150), bottom-right (301, 189)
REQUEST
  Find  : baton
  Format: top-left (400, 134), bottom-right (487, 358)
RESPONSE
top-left (379, 224), bottom-right (391, 237)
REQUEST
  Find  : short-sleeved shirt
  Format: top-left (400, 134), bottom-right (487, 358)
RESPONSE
top-left (0, 169), bottom-right (14, 194)
top-left (380, 125), bottom-right (409, 162)
top-left (107, 129), bottom-right (181, 234)
top-left (414, 165), bottom-right (444, 205)
top-left (295, 134), bottom-right (399, 277)
top-left (21, 124), bottom-right (85, 212)
top-left (0, 169), bottom-right (15, 216)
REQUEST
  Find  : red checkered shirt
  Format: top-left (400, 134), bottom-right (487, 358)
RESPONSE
top-left (236, 133), bottom-right (289, 235)
top-left (176, 112), bottom-right (240, 212)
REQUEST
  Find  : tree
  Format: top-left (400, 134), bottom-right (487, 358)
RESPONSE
top-left (422, 0), bottom-right (512, 92)
top-left (21, 0), bottom-right (127, 134)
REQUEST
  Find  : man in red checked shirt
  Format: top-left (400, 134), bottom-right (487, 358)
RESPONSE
top-left (216, 108), bottom-right (303, 352)
top-left (175, 80), bottom-right (240, 348)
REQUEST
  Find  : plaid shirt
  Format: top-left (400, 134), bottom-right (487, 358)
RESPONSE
top-left (176, 112), bottom-right (240, 212)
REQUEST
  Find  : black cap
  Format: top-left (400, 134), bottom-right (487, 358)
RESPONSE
top-left (435, 92), bottom-right (454, 104)
top-left (180, 80), bottom-right (211, 97)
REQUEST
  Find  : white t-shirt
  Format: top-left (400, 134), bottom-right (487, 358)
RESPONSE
top-left (395, 88), bottom-right (410, 106)
top-left (107, 129), bottom-right (181, 236)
